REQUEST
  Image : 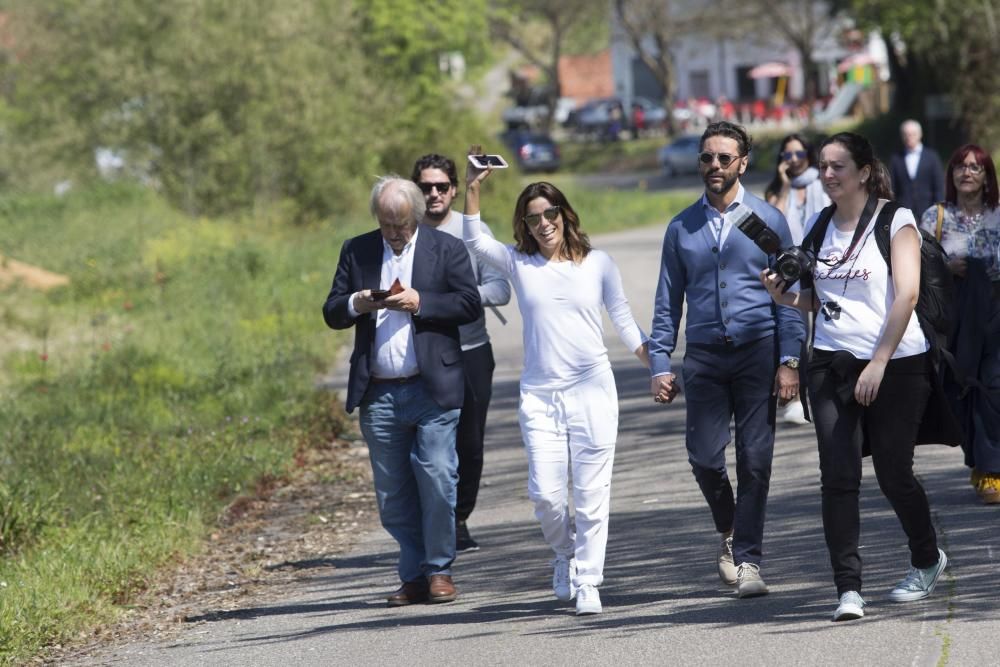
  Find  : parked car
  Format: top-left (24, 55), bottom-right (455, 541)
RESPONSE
top-left (501, 131), bottom-right (560, 173)
top-left (563, 97), bottom-right (625, 139)
top-left (657, 135), bottom-right (702, 176)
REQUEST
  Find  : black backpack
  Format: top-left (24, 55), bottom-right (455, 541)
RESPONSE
top-left (804, 200), bottom-right (956, 347)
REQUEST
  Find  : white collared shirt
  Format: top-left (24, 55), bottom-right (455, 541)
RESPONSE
top-left (700, 183), bottom-right (746, 247)
top-left (904, 144), bottom-right (923, 180)
top-left (347, 227), bottom-right (421, 379)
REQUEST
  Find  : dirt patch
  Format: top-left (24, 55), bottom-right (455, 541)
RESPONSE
top-left (0, 255), bottom-right (70, 291)
top-left (40, 437), bottom-right (377, 665)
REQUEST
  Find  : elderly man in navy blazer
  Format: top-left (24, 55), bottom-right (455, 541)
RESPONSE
top-left (889, 119), bottom-right (944, 215)
top-left (323, 175), bottom-right (481, 607)
top-left (649, 122), bottom-right (805, 599)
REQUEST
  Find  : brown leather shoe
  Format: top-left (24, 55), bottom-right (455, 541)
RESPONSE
top-left (386, 579), bottom-right (429, 607)
top-left (427, 574), bottom-right (457, 603)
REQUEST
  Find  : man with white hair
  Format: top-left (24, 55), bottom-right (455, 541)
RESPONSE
top-left (323, 175), bottom-right (481, 607)
top-left (889, 119), bottom-right (944, 214)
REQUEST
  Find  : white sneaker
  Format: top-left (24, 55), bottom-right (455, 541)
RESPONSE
top-left (832, 591), bottom-right (865, 621)
top-left (781, 400), bottom-right (809, 425)
top-left (552, 556), bottom-right (576, 601)
top-left (888, 549), bottom-right (948, 602)
top-left (736, 562), bottom-right (769, 598)
top-left (575, 584), bottom-right (602, 615)
top-left (717, 533), bottom-right (737, 585)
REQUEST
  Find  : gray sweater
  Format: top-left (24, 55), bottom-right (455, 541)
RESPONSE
top-left (425, 211), bottom-right (511, 350)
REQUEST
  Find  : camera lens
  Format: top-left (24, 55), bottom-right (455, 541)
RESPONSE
top-left (776, 255), bottom-right (802, 282)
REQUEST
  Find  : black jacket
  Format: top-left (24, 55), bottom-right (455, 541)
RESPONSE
top-left (323, 226), bottom-right (481, 413)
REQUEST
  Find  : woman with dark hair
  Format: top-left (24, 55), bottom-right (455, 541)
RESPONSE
top-left (760, 132), bottom-right (947, 622)
top-left (764, 134), bottom-right (828, 426)
top-left (764, 133), bottom-right (829, 244)
top-left (462, 146), bottom-right (649, 616)
top-left (918, 144), bottom-right (1000, 504)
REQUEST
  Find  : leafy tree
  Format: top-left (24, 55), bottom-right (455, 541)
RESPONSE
top-left (0, 0), bottom-right (492, 220)
top-left (849, 0), bottom-right (1000, 149)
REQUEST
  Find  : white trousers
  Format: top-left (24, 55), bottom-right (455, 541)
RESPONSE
top-left (518, 368), bottom-right (618, 587)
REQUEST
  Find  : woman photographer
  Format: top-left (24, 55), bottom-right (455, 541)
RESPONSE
top-left (918, 144), bottom-right (1000, 504)
top-left (462, 145), bottom-right (648, 616)
top-left (760, 132), bottom-right (947, 622)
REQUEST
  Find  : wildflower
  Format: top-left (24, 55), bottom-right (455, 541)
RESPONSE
top-left (39, 353), bottom-right (48, 362)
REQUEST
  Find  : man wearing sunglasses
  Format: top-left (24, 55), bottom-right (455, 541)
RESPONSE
top-left (412, 154), bottom-right (511, 555)
top-left (323, 176), bottom-right (481, 606)
top-left (649, 121), bottom-right (805, 599)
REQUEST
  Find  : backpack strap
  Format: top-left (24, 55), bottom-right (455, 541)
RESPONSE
top-left (802, 203), bottom-right (837, 258)
top-left (935, 203), bottom-right (944, 242)
top-left (872, 200), bottom-right (902, 272)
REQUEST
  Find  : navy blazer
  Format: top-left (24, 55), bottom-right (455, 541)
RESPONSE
top-left (889, 148), bottom-right (944, 216)
top-left (649, 189), bottom-right (805, 376)
top-left (323, 226), bottom-right (481, 413)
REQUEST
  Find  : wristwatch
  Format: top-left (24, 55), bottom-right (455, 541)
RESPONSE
top-left (781, 358), bottom-right (800, 369)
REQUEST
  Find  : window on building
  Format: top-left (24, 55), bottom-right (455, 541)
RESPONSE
top-left (736, 66), bottom-right (755, 101)
top-left (689, 70), bottom-right (710, 99)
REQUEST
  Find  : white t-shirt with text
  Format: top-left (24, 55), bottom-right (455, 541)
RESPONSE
top-left (807, 202), bottom-right (929, 360)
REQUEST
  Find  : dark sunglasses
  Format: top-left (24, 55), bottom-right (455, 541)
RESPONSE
top-left (524, 206), bottom-right (561, 227)
top-left (417, 181), bottom-right (453, 195)
top-left (699, 152), bottom-right (743, 168)
top-left (781, 150), bottom-right (808, 161)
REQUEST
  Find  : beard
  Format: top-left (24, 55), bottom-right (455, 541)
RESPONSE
top-left (424, 204), bottom-right (451, 223)
top-left (703, 169), bottom-right (740, 195)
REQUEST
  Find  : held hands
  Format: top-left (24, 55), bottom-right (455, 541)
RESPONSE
top-left (854, 359), bottom-right (886, 406)
top-left (650, 373), bottom-right (679, 404)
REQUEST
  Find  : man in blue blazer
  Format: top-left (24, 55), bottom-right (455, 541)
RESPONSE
top-left (649, 122), bottom-right (805, 599)
top-left (889, 119), bottom-right (944, 215)
top-left (323, 176), bottom-right (481, 607)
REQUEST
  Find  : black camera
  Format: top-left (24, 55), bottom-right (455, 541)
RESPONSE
top-left (731, 204), bottom-right (813, 289)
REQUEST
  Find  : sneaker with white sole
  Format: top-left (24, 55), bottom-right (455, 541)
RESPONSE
top-left (552, 556), bottom-right (576, 601)
top-left (888, 549), bottom-right (947, 602)
top-left (717, 533), bottom-right (737, 585)
top-left (832, 591), bottom-right (865, 621)
top-left (575, 584), bottom-right (602, 615)
top-left (736, 562), bottom-right (769, 598)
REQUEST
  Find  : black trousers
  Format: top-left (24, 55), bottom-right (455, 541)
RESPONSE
top-left (682, 335), bottom-right (777, 566)
top-left (809, 349), bottom-right (937, 595)
top-left (455, 343), bottom-right (495, 522)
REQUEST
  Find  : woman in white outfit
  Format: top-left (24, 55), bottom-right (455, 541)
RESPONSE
top-left (463, 146), bottom-right (649, 615)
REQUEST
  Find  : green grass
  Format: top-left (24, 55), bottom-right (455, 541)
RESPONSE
top-left (0, 176), bottom-right (683, 662)
top-left (0, 183), bottom-right (361, 662)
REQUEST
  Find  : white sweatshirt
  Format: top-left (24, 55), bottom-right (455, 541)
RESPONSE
top-left (464, 213), bottom-right (645, 390)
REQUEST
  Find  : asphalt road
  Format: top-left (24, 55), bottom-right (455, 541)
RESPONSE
top-left (86, 222), bottom-right (999, 666)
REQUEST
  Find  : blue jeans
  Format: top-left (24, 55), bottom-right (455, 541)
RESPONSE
top-left (359, 378), bottom-right (460, 583)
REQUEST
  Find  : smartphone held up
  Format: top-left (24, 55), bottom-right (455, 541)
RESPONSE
top-left (468, 154), bottom-right (508, 170)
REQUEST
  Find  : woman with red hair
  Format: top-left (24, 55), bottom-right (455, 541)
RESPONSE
top-left (919, 144), bottom-right (1000, 504)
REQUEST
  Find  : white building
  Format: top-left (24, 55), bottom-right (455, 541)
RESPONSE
top-left (609, 4), bottom-right (863, 111)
